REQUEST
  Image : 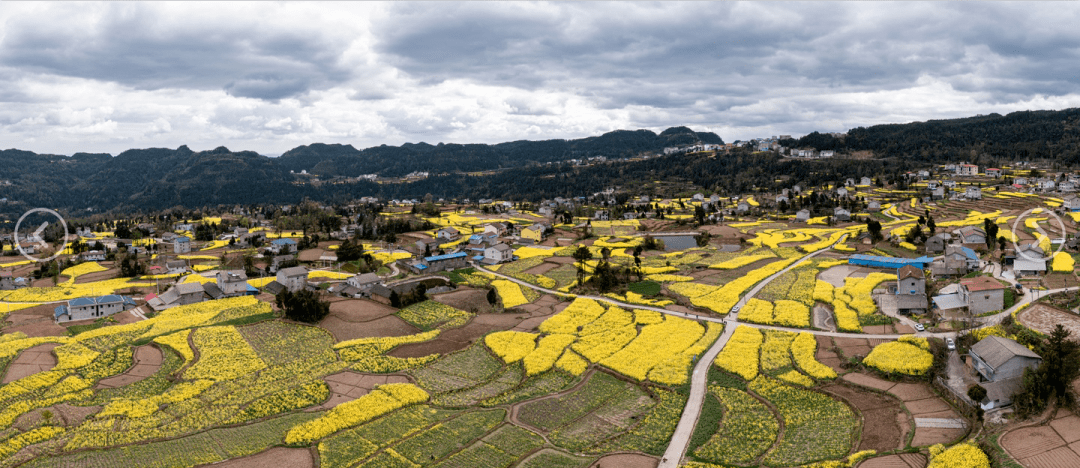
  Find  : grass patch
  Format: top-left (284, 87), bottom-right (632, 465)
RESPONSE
top-left (708, 365), bottom-right (747, 390)
top-left (687, 390), bottom-right (724, 456)
top-left (446, 267), bottom-right (478, 284)
top-left (628, 281), bottom-right (661, 297)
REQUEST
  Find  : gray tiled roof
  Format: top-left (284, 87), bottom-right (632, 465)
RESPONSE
top-left (971, 336), bottom-right (1041, 370)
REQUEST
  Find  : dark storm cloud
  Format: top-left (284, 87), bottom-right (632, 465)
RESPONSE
top-left (0, 4), bottom-right (352, 100)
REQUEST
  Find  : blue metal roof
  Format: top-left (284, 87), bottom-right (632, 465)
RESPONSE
top-left (272, 238), bottom-right (297, 245)
top-left (415, 264), bottom-right (428, 270)
top-left (69, 297), bottom-right (97, 307)
top-left (848, 254), bottom-right (934, 269)
top-left (54, 306), bottom-right (68, 318)
top-left (98, 295), bottom-right (122, 303)
top-left (472, 255), bottom-right (484, 261)
top-left (961, 247), bottom-right (979, 261)
top-left (425, 252), bottom-right (468, 262)
top-left (177, 236), bottom-right (190, 242)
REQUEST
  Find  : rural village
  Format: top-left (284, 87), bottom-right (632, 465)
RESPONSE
top-left (4, 159), bottom-right (1080, 468)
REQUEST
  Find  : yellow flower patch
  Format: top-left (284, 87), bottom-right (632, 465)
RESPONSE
top-left (184, 326), bottom-right (267, 381)
top-left (491, 279), bottom-right (529, 308)
top-left (714, 326), bottom-right (763, 380)
top-left (284, 383), bottom-right (429, 445)
top-left (484, 330), bottom-right (537, 363)
top-left (601, 316), bottom-right (705, 381)
top-left (863, 340), bottom-right (933, 375)
top-left (522, 334), bottom-right (576, 375)
top-left (792, 332), bottom-right (837, 379)
top-left (538, 297), bottom-right (607, 334)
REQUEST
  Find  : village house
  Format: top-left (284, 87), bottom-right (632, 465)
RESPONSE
top-left (943, 180), bottom-right (957, 188)
top-left (173, 236), bottom-right (191, 254)
top-left (520, 224), bottom-right (546, 243)
top-left (1013, 243), bottom-right (1047, 276)
top-left (484, 223), bottom-right (509, 237)
top-left (165, 260), bottom-right (189, 275)
top-left (866, 201), bottom-right (881, 212)
top-left (54, 295), bottom-right (137, 323)
top-left (845, 178), bottom-right (856, 187)
top-left (1060, 181), bottom-right (1077, 193)
top-left (216, 270), bottom-right (251, 297)
top-left (594, 210), bottom-right (610, 221)
top-left (893, 265), bottom-right (928, 315)
top-left (957, 164), bottom-right (978, 176)
top-left (795, 209), bottom-right (811, 223)
top-left (1064, 194), bottom-right (1080, 211)
top-left (276, 266), bottom-right (309, 293)
top-left (925, 233), bottom-right (951, 254)
top-left (931, 187), bottom-right (945, 200)
top-left (836, 187), bottom-right (849, 197)
top-left (957, 226), bottom-right (987, 245)
top-left (80, 250), bottom-right (106, 262)
top-left (969, 336), bottom-right (1041, 410)
top-left (736, 202), bottom-right (750, 214)
top-left (414, 237), bottom-right (440, 255)
top-left (346, 272), bottom-right (382, 293)
top-left (833, 207), bottom-right (851, 222)
top-left (408, 252), bottom-right (468, 274)
top-left (986, 168), bottom-right (1003, 178)
top-left (959, 276), bottom-right (1006, 314)
top-left (775, 194), bottom-right (789, 204)
top-left (965, 187), bottom-right (982, 200)
top-left (436, 227), bottom-right (460, 241)
top-left (0, 271), bottom-right (17, 290)
top-left (269, 238), bottom-right (296, 255)
top-left (860, 177), bottom-right (873, 186)
top-left (147, 283), bottom-right (207, 312)
top-left (484, 243), bottom-right (515, 265)
top-left (927, 181), bottom-right (940, 190)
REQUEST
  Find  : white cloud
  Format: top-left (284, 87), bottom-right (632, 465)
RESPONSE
top-left (0, 2), bottom-right (1077, 154)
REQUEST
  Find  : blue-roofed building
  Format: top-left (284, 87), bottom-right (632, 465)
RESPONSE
top-left (55, 295), bottom-right (138, 323)
top-left (269, 238), bottom-right (297, 254)
top-left (848, 254), bottom-right (934, 270)
top-left (174, 236), bottom-right (191, 254)
top-left (408, 251), bottom-right (468, 274)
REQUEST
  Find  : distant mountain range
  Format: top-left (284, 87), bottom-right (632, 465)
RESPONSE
top-left (1, 108), bottom-right (1079, 218)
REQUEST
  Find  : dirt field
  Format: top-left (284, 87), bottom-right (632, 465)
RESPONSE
top-left (390, 314), bottom-right (524, 358)
top-left (201, 447), bottom-right (314, 468)
top-left (589, 453), bottom-right (657, 468)
top-left (320, 315), bottom-right (418, 342)
top-left (2, 303), bottom-right (67, 337)
top-left (815, 335), bottom-right (847, 374)
top-left (857, 453), bottom-right (927, 468)
top-left (823, 383), bottom-right (907, 452)
top-left (297, 249), bottom-right (324, 262)
top-left (3, 343), bottom-right (58, 383)
top-left (1001, 409), bottom-right (1080, 467)
top-left (315, 371), bottom-right (410, 410)
top-left (96, 345), bottom-right (163, 389)
top-left (1018, 303), bottom-right (1080, 337)
top-left (523, 262), bottom-right (560, 276)
top-left (318, 296), bottom-right (418, 341)
top-left (432, 287), bottom-right (496, 314)
top-left (834, 337), bottom-right (873, 360)
top-left (841, 372), bottom-right (967, 447)
top-left (73, 267), bottom-right (119, 284)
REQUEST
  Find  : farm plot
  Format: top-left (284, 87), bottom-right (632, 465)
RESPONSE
top-left (317, 405), bottom-right (459, 468)
top-left (692, 385), bottom-right (780, 465)
top-left (751, 375), bottom-right (859, 466)
top-left (391, 409), bottom-right (506, 465)
top-left (1001, 410), bottom-right (1080, 468)
top-left (1018, 303), bottom-right (1080, 337)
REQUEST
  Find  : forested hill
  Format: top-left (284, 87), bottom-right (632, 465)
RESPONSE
top-left (3, 108), bottom-right (1080, 217)
top-left (275, 126), bottom-right (722, 177)
top-left (791, 108), bottom-right (1080, 166)
top-left (0, 127), bottom-right (721, 216)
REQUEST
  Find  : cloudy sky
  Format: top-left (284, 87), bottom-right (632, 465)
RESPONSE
top-left (1, 2), bottom-right (1079, 156)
